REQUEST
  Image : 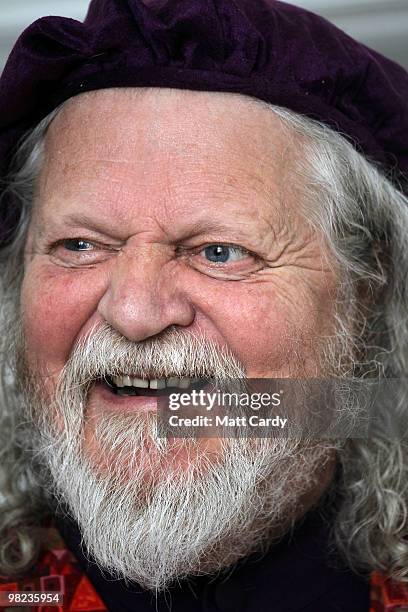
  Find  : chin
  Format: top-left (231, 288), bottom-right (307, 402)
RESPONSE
top-left (82, 410), bottom-right (224, 487)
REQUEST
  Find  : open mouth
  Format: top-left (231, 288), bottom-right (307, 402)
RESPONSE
top-left (104, 375), bottom-right (206, 397)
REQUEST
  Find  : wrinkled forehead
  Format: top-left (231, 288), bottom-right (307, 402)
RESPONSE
top-left (42, 87), bottom-right (297, 177)
top-left (33, 87), bottom-right (303, 242)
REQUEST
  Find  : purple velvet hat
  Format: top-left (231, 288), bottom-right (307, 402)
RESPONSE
top-left (0, 0), bottom-right (408, 243)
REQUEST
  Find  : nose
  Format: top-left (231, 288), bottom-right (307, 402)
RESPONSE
top-left (97, 245), bottom-right (195, 341)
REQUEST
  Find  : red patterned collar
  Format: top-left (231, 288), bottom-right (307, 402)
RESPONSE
top-left (0, 524), bottom-right (106, 611)
top-left (0, 523), bottom-right (407, 611)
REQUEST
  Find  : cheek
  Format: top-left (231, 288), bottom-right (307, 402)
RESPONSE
top-left (193, 281), bottom-right (292, 374)
top-left (20, 264), bottom-right (104, 376)
top-left (195, 276), bottom-right (334, 376)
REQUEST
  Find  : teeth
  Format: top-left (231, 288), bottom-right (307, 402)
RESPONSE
top-left (166, 377), bottom-right (194, 388)
top-left (178, 378), bottom-right (191, 389)
top-left (133, 377), bottom-right (148, 388)
top-left (110, 376), bottom-right (196, 389)
top-left (114, 376), bottom-right (125, 387)
top-left (149, 379), bottom-right (166, 390)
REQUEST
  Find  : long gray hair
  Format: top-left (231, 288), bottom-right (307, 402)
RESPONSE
top-left (1, 95), bottom-right (408, 581)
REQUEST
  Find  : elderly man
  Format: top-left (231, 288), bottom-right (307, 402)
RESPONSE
top-left (0, 0), bottom-right (407, 610)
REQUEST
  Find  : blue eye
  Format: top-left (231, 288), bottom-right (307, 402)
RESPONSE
top-left (62, 239), bottom-right (94, 251)
top-left (203, 245), bottom-right (245, 263)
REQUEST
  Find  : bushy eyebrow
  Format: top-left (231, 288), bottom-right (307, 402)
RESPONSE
top-left (38, 209), bottom-right (261, 236)
top-left (36, 212), bottom-right (116, 237)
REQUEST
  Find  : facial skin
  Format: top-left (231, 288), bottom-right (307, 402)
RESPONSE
top-left (20, 87), bottom-right (338, 470)
top-left (14, 88), bottom-right (346, 586)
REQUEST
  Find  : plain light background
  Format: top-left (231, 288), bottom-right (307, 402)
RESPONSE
top-left (1, 0), bottom-right (408, 73)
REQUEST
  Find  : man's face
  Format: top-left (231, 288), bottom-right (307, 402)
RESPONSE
top-left (17, 88), bottom-right (340, 588)
top-left (22, 87), bottom-right (337, 410)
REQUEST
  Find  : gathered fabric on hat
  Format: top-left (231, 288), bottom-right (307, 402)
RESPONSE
top-left (0, 0), bottom-right (407, 243)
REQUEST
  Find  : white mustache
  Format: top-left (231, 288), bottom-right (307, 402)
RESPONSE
top-left (60, 322), bottom-right (245, 389)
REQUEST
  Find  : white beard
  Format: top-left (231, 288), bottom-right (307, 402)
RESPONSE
top-left (20, 323), bottom-right (338, 591)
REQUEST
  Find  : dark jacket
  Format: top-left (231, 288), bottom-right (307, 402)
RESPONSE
top-left (0, 510), bottom-right (403, 611)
